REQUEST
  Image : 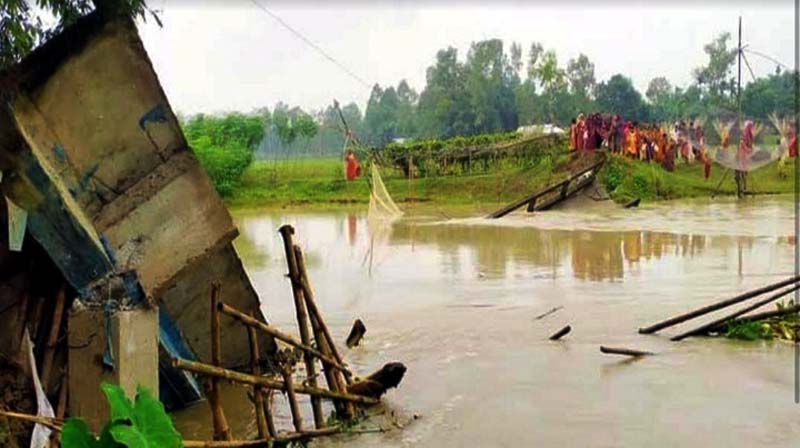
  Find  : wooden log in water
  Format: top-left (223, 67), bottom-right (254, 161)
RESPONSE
top-left (247, 319), bottom-right (269, 440)
top-left (534, 306), bottom-right (563, 320)
top-left (347, 362), bottom-right (407, 399)
top-left (549, 325), bottom-right (571, 341)
top-left (600, 346), bottom-right (653, 357)
top-left (346, 319), bottom-right (367, 348)
top-left (171, 358), bottom-right (379, 405)
top-left (217, 302), bottom-right (346, 373)
top-left (278, 225), bottom-right (325, 428)
top-left (638, 275), bottom-right (800, 334)
top-left (671, 283), bottom-right (800, 341)
top-left (183, 427), bottom-right (341, 447)
top-left (209, 283), bottom-right (232, 441)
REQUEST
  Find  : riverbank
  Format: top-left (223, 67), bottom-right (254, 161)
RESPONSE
top-left (223, 153), bottom-right (795, 210)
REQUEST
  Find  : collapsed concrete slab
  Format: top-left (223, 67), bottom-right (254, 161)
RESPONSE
top-left (0, 10), bottom-right (275, 409)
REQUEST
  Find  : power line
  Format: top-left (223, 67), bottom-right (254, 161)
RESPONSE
top-left (248, 0), bottom-right (373, 90)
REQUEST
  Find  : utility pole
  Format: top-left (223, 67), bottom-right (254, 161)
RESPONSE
top-left (735, 16), bottom-right (745, 198)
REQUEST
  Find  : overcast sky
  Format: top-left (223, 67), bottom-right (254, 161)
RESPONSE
top-left (137, 1), bottom-right (795, 115)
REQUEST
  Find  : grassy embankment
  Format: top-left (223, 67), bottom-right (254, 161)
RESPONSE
top-left (225, 150), bottom-right (796, 210)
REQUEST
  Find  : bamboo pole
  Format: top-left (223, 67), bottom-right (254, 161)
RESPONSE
top-left (294, 246), bottom-right (354, 419)
top-left (549, 325), bottom-right (571, 341)
top-left (600, 346), bottom-right (653, 357)
top-left (671, 283), bottom-right (800, 341)
top-left (170, 358), bottom-right (379, 405)
top-left (713, 303), bottom-right (800, 330)
top-left (293, 246), bottom-right (353, 385)
top-left (40, 286), bottom-right (66, 391)
top-left (0, 410), bottom-right (62, 431)
top-left (217, 302), bottom-right (347, 373)
top-left (278, 225), bottom-right (325, 428)
top-left (638, 276), bottom-right (800, 334)
top-left (183, 427), bottom-right (341, 447)
top-left (209, 282), bottom-right (232, 441)
top-left (49, 375), bottom-right (69, 447)
top-left (246, 319), bottom-right (269, 440)
top-left (262, 390), bottom-right (276, 438)
top-left (282, 367), bottom-right (304, 432)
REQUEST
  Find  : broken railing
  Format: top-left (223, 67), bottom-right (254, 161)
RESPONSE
top-left (173, 224), bottom-right (387, 447)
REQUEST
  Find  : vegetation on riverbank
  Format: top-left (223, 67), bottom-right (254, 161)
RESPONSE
top-left (224, 146), bottom-right (794, 210)
top-left (724, 301), bottom-right (799, 341)
top-left (601, 153), bottom-right (795, 204)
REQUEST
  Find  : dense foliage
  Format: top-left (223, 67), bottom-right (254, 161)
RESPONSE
top-left (60, 383), bottom-right (182, 448)
top-left (184, 112), bottom-right (265, 196)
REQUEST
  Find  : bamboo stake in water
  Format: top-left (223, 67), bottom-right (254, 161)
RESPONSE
top-left (278, 225), bottom-right (325, 428)
top-left (294, 246), bottom-right (354, 419)
top-left (209, 282), bottom-right (232, 441)
top-left (246, 318), bottom-right (269, 440)
top-left (282, 367), bottom-right (304, 432)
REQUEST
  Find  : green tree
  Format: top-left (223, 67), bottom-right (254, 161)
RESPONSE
top-left (743, 70), bottom-right (796, 120)
top-left (532, 49), bottom-right (567, 122)
top-left (1, 0), bottom-right (160, 69)
top-left (184, 112), bottom-right (264, 196)
top-left (693, 32), bottom-right (737, 112)
top-left (417, 47), bottom-right (474, 138)
top-left (595, 74), bottom-right (648, 121)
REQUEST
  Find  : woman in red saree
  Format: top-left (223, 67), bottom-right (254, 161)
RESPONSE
top-left (345, 149), bottom-right (360, 181)
top-left (789, 127), bottom-right (797, 158)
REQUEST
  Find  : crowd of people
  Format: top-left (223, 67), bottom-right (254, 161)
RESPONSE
top-left (568, 113), bottom-right (798, 179)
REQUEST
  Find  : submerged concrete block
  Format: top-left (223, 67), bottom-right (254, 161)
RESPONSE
top-left (158, 244), bottom-right (274, 368)
top-left (68, 305), bottom-right (158, 432)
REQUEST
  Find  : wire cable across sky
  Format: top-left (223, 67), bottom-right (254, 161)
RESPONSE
top-left (248, 0), bottom-right (373, 90)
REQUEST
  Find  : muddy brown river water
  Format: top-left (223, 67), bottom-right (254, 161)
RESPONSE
top-left (174, 196), bottom-right (800, 447)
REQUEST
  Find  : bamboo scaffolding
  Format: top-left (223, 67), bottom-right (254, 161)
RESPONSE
top-left (183, 427), bottom-right (341, 447)
top-left (294, 246), bottom-right (354, 418)
top-left (278, 225), bottom-right (325, 428)
top-left (246, 320), bottom-right (269, 439)
top-left (40, 286), bottom-right (66, 390)
top-left (209, 283), bottom-right (232, 441)
top-left (282, 367), bottom-right (304, 432)
top-left (170, 358), bottom-right (379, 405)
top-left (0, 410), bottom-right (63, 431)
top-left (638, 276), bottom-right (800, 334)
top-left (262, 391), bottom-right (276, 438)
top-left (217, 302), bottom-right (347, 373)
top-left (293, 246), bottom-right (353, 385)
top-left (671, 283), bottom-right (800, 341)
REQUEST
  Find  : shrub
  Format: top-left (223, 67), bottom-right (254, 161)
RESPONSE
top-left (60, 383), bottom-right (182, 448)
top-left (184, 113), bottom-right (265, 196)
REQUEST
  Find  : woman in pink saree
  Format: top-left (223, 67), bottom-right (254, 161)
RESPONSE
top-left (737, 120), bottom-right (754, 171)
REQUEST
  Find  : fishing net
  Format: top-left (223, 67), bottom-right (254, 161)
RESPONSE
top-left (706, 119), bottom-right (783, 172)
top-left (367, 162), bottom-right (403, 220)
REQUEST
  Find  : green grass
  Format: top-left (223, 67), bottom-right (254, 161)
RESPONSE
top-left (601, 154), bottom-right (796, 204)
top-left (225, 152), bottom-right (572, 209)
top-left (224, 152), bottom-right (796, 210)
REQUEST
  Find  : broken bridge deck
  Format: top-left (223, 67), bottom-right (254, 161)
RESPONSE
top-left (487, 152), bottom-right (606, 219)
